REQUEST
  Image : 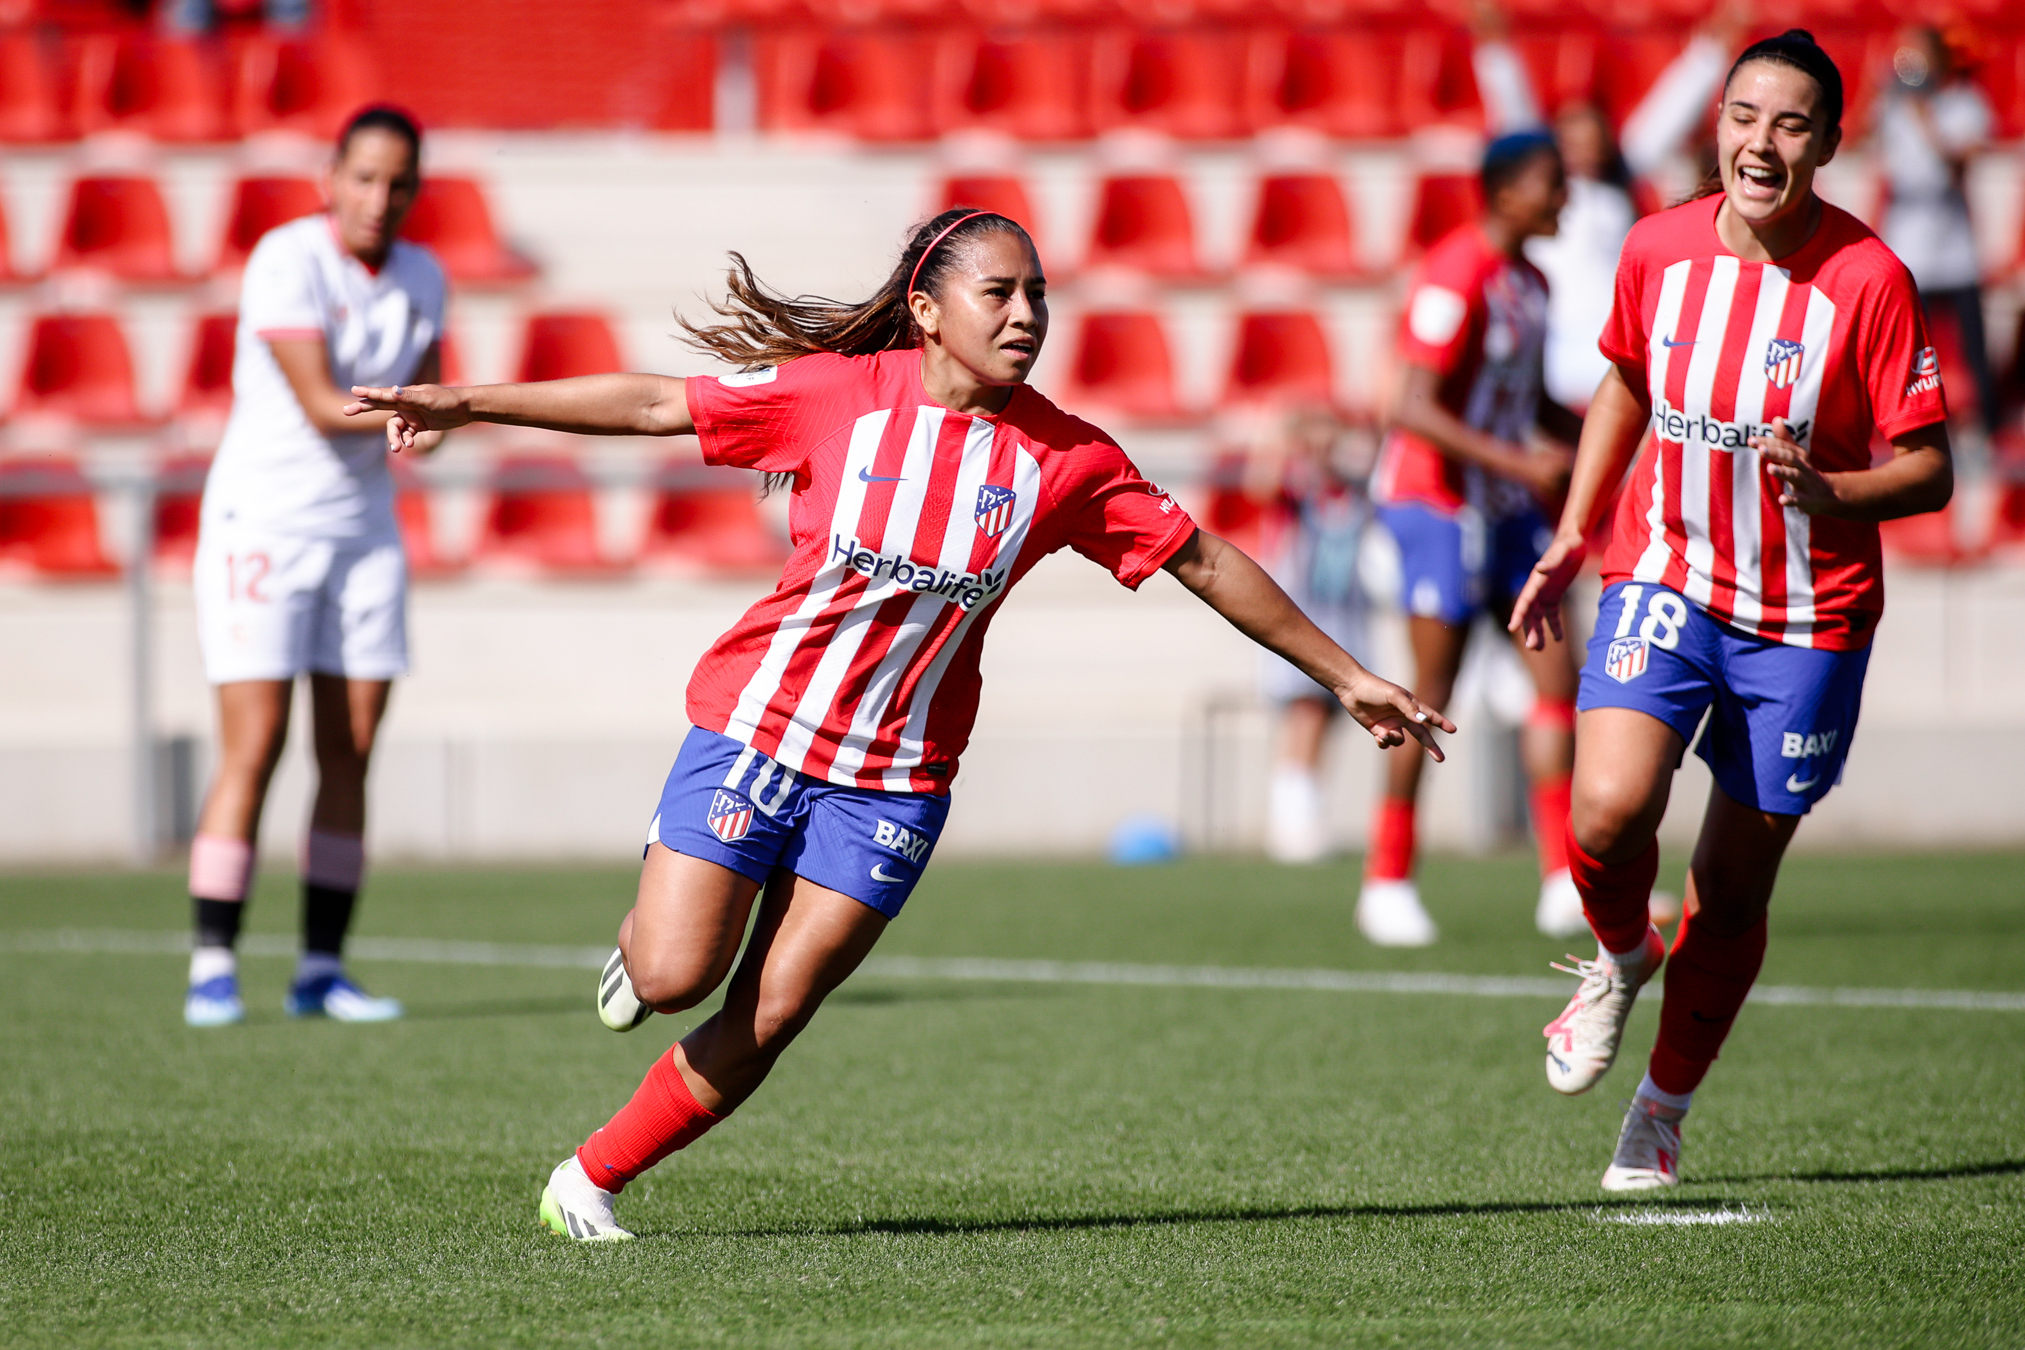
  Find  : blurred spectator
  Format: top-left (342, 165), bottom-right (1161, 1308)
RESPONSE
top-left (1471, 2), bottom-right (1740, 409)
top-left (162, 0), bottom-right (308, 33)
top-left (1246, 407), bottom-right (1374, 864)
top-left (1872, 26), bottom-right (1998, 435)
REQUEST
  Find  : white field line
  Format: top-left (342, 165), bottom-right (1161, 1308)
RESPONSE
top-left (4, 930), bottom-right (2025, 1013)
top-left (1597, 1208), bottom-right (1769, 1226)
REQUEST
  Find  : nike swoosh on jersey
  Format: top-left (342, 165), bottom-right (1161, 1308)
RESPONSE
top-left (870, 862), bottom-right (908, 883)
top-left (1785, 773), bottom-right (1820, 793)
top-left (857, 467), bottom-right (907, 483)
top-left (1661, 334), bottom-right (1695, 347)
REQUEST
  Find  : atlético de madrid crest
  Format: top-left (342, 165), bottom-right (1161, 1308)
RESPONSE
top-left (1764, 337), bottom-right (1804, 390)
top-left (1605, 636), bottom-right (1649, 683)
top-left (706, 789), bottom-right (754, 843)
top-left (974, 484), bottom-right (1017, 537)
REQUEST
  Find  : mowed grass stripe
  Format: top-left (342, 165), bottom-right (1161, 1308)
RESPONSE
top-left (11, 926), bottom-right (2025, 1012)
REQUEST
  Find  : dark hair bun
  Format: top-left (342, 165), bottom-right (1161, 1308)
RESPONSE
top-left (1726, 28), bottom-right (1845, 131)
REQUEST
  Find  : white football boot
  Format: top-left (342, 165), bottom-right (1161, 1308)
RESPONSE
top-left (596, 947), bottom-right (653, 1032)
top-left (1542, 926), bottom-right (1665, 1094)
top-left (539, 1156), bottom-right (635, 1242)
top-left (1601, 1095), bottom-right (1685, 1191)
top-left (1534, 868), bottom-right (1588, 938)
top-left (1265, 767), bottom-right (1331, 863)
top-left (1356, 878), bottom-right (1438, 947)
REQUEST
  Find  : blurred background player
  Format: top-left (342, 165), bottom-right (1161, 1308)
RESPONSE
top-left (1471, 0), bottom-right (1746, 411)
top-left (1871, 24), bottom-right (1999, 444)
top-left (348, 208), bottom-right (1453, 1242)
top-left (1247, 407), bottom-right (1375, 863)
top-left (182, 106), bottom-right (445, 1027)
top-left (1364, 130), bottom-right (1583, 946)
top-left (1512, 32), bottom-right (1952, 1190)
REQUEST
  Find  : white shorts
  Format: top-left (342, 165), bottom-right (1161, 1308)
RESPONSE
top-left (193, 524), bottom-right (409, 684)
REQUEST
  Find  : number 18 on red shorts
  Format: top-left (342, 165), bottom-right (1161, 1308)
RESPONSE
top-left (1576, 581), bottom-right (1871, 816)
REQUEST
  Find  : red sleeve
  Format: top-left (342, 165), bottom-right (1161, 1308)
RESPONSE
top-left (684, 355), bottom-right (841, 475)
top-left (1597, 227), bottom-right (1652, 385)
top-left (1859, 257), bottom-right (1948, 441)
top-left (1056, 440), bottom-right (1198, 590)
top-left (1397, 242), bottom-right (1487, 377)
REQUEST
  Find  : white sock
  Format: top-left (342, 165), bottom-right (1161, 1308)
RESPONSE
top-left (1636, 1071), bottom-right (1693, 1115)
top-left (1603, 935), bottom-right (1652, 970)
top-left (295, 951), bottom-right (343, 984)
top-left (189, 946), bottom-right (235, 985)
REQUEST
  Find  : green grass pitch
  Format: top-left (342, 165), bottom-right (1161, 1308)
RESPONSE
top-left (1, 851), bottom-right (2021, 1348)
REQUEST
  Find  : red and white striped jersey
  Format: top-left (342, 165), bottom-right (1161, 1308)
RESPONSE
top-left (684, 349), bottom-right (1196, 793)
top-left (1598, 197), bottom-right (1946, 651)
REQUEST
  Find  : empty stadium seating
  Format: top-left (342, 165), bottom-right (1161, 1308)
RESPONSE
top-left (941, 30), bottom-right (1094, 141)
top-left (639, 465), bottom-right (789, 575)
top-left (1405, 172), bottom-right (1484, 256)
top-left (55, 176), bottom-right (182, 282)
top-left (1063, 311), bottom-right (1183, 421)
top-left (1084, 175), bottom-right (1202, 278)
top-left (1095, 28), bottom-right (1249, 140)
top-left (938, 176), bottom-right (1041, 244)
top-left (1243, 173), bottom-right (1363, 278)
top-left (149, 455), bottom-right (210, 575)
top-left (515, 312), bottom-right (625, 383)
top-left (474, 456), bottom-right (614, 575)
top-left (179, 313), bottom-right (237, 417)
top-left (756, 27), bottom-right (937, 141)
top-left (71, 34), bottom-right (228, 142)
top-left (217, 176), bottom-right (323, 271)
top-left (0, 31), bottom-right (67, 142)
top-left (15, 313), bottom-right (149, 427)
top-left (400, 177), bottom-right (535, 284)
top-left (0, 459), bottom-right (120, 579)
top-left (230, 34), bottom-right (376, 139)
top-left (1225, 311), bottom-right (1337, 409)
top-left (389, 456), bottom-right (459, 579)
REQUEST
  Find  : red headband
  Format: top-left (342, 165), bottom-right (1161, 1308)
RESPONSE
top-left (907, 210), bottom-right (1002, 299)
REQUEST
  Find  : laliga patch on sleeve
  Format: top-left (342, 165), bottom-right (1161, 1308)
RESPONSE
top-left (1408, 286), bottom-right (1468, 346)
top-left (719, 366), bottom-right (779, 387)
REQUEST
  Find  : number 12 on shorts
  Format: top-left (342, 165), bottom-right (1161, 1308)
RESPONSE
top-left (224, 552), bottom-right (271, 603)
top-left (1612, 584), bottom-right (1688, 650)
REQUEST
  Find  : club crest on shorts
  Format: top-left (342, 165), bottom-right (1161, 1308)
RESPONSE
top-left (706, 789), bottom-right (755, 843)
top-left (1764, 337), bottom-right (1804, 390)
top-left (974, 484), bottom-right (1017, 537)
top-left (1605, 636), bottom-right (1650, 683)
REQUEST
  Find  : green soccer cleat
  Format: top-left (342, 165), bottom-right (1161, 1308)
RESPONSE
top-left (539, 1156), bottom-right (635, 1241)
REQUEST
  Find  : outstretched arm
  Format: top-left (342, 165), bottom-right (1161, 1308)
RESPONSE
top-left (274, 339), bottom-right (446, 454)
top-left (345, 374), bottom-right (693, 451)
top-left (1163, 529), bottom-right (1455, 760)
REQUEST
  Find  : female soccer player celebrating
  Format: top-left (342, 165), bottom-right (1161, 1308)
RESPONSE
top-left (183, 106), bottom-right (444, 1027)
top-left (1510, 32), bottom-right (1951, 1190)
top-left (347, 208), bottom-right (1453, 1241)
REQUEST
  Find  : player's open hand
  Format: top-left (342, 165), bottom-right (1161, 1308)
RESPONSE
top-left (1757, 417), bottom-right (1837, 515)
top-left (1508, 532), bottom-right (1583, 650)
top-left (345, 383), bottom-right (471, 452)
top-left (1338, 672), bottom-right (1455, 761)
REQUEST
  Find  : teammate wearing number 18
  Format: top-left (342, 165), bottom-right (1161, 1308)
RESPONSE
top-left (347, 208), bottom-right (1452, 1240)
top-left (1510, 32), bottom-right (1952, 1189)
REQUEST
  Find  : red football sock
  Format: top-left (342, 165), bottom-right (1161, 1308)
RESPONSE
top-left (1365, 798), bottom-right (1417, 882)
top-left (1648, 909), bottom-right (1768, 1095)
top-left (1565, 827), bottom-right (1658, 956)
top-left (1530, 775), bottom-right (1572, 878)
top-left (576, 1049), bottom-right (723, 1194)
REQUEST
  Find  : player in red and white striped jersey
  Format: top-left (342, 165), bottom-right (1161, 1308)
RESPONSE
top-left (1508, 32), bottom-right (1953, 1191)
top-left (348, 209), bottom-right (1453, 1240)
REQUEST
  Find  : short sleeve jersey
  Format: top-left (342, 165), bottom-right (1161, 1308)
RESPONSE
top-left (202, 215), bottom-right (446, 540)
top-left (1373, 224), bottom-right (1550, 519)
top-left (684, 348), bottom-right (1198, 794)
top-left (1598, 196), bottom-right (1947, 650)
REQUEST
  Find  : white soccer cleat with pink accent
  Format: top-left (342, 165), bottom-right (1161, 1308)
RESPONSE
top-left (1601, 1096), bottom-right (1685, 1191)
top-left (1356, 878), bottom-right (1438, 947)
top-left (1542, 926), bottom-right (1665, 1095)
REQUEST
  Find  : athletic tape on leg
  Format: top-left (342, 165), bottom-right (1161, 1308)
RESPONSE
top-left (189, 834), bottom-right (255, 902)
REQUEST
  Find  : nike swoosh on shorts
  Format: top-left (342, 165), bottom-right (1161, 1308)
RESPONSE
top-left (858, 467), bottom-right (906, 483)
top-left (1785, 773), bottom-right (1820, 792)
top-left (870, 863), bottom-right (907, 883)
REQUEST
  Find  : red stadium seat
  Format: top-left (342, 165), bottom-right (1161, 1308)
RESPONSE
top-left (755, 27), bottom-right (937, 141)
top-left (0, 459), bottom-right (119, 580)
top-left (15, 313), bottom-right (150, 427)
top-left (229, 34), bottom-right (377, 139)
top-left (54, 176), bottom-right (182, 283)
top-left (0, 32), bottom-right (68, 143)
top-left (1879, 504), bottom-right (1971, 566)
top-left (639, 466), bottom-right (789, 575)
top-left (1225, 311), bottom-right (1336, 409)
top-left (389, 456), bottom-right (460, 579)
top-left (938, 176), bottom-right (1041, 245)
top-left (647, 31), bottom-right (718, 132)
top-left (1200, 453), bottom-right (1265, 557)
top-left (71, 34), bottom-right (228, 143)
top-left (1253, 29), bottom-right (1405, 139)
top-left (150, 455), bottom-right (210, 576)
top-left (515, 311), bottom-right (624, 383)
top-left (179, 312), bottom-right (237, 418)
top-left (1094, 28), bottom-right (1248, 140)
top-left (474, 456), bottom-right (617, 575)
top-left (0, 190), bottom-right (25, 282)
top-left (940, 30), bottom-right (1094, 141)
top-left (216, 176), bottom-right (323, 272)
top-left (1406, 172), bottom-right (1484, 256)
top-left (1062, 311), bottom-right (1184, 421)
top-left (1084, 175), bottom-right (1202, 279)
top-left (1591, 31), bottom-right (1690, 129)
top-left (1243, 173), bottom-right (1363, 278)
top-left (400, 177), bottom-right (536, 285)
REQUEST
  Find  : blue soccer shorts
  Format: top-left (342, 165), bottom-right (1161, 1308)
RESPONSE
top-left (1377, 501), bottom-right (1552, 625)
top-left (1576, 580), bottom-right (1872, 816)
top-left (648, 727), bottom-right (950, 919)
